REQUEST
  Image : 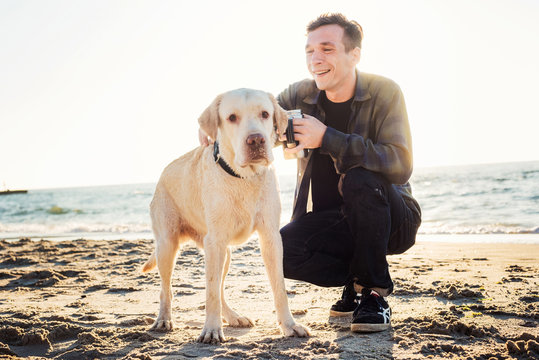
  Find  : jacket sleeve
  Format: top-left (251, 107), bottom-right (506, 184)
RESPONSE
top-left (320, 81), bottom-right (413, 185)
top-left (276, 85), bottom-right (294, 111)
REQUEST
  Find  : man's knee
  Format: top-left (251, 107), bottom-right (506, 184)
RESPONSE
top-left (279, 222), bottom-right (307, 280)
top-left (279, 222), bottom-right (295, 247)
top-left (279, 221), bottom-right (306, 257)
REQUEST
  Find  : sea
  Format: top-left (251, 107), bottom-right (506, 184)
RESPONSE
top-left (1, 161), bottom-right (538, 243)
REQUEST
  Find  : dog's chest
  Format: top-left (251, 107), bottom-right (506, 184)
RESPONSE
top-left (206, 180), bottom-right (267, 244)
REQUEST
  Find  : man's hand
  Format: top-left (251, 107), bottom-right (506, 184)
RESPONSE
top-left (281, 114), bottom-right (327, 155)
top-left (198, 128), bottom-right (213, 147)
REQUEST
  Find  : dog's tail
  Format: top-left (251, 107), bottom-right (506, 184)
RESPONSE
top-left (141, 251), bottom-right (157, 273)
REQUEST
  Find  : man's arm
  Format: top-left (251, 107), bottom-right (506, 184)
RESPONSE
top-left (321, 82), bottom-right (412, 185)
top-left (282, 79), bottom-right (413, 185)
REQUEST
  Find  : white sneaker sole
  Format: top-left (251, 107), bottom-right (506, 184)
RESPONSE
top-left (350, 322), bottom-right (390, 332)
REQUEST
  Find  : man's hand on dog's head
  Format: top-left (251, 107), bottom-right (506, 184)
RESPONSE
top-left (198, 128), bottom-right (214, 147)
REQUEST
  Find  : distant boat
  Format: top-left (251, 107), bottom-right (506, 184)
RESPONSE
top-left (0, 189), bottom-right (28, 195)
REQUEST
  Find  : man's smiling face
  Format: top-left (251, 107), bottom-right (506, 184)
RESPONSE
top-left (305, 24), bottom-right (360, 101)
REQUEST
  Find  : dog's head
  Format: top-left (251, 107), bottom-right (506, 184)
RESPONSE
top-left (198, 88), bottom-right (287, 175)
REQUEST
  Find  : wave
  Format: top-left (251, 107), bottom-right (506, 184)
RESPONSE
top-left (418, 224), bottom-right (539, 235)
top-left (0, 222), bottom-right (152, 236)
top-left (1, 221), bottom-right (538, 238)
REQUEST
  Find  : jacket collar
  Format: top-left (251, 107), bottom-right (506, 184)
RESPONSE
top-left (303, 69), bottom-right (371, 105)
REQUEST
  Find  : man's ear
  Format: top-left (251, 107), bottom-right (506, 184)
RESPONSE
top-left (198, 94), bottom-right (222, 141)
top-left (268, 93), bottom-right (288, 137)
top-left (353, 47), bottom-right (361, 65)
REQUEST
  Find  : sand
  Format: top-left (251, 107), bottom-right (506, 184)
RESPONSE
top-left (0, 237), bottom-right (537, 359)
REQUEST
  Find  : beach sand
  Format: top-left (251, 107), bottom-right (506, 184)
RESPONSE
top-left (0, 237), bottom-right (537, 359)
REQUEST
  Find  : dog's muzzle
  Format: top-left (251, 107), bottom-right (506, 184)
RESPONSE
top-left (245, 133), bottom-right (269, 162)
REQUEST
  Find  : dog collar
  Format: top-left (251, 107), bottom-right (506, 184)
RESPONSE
top-left (213, 142), bottom-right (242, 179)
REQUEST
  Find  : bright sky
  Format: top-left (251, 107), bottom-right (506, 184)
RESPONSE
top-left (1, 0), bottom-right (538, 189)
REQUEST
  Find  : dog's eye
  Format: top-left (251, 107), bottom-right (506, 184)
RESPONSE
top-left (228, 114), bottom-right (237, 122)
top-left (261, 111), bottom-right (269, 119)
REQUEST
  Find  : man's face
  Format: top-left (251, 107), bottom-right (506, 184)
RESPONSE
top-left (305, 24), bottom-right (360, 95)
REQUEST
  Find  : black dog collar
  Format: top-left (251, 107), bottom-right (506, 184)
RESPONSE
top-left (213, 142), bottom-right (242, 179)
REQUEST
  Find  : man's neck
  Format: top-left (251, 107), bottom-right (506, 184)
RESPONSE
top-left (325, 70), bottom-right (357, 103)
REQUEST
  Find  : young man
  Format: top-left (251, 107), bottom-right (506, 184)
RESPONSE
top-left (277, 13), bottom-right (421, 333)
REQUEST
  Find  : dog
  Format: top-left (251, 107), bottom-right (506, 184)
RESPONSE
top-left (142, 88), bottom-right (310, 343)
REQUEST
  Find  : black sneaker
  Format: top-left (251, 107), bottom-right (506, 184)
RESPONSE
top-left (329, 282), bottom-right (358, 316)
top-left (350, 288), bottom-right (391, 332)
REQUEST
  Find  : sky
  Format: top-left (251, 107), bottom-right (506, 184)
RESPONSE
top-left (1, 0), bottom-right (538, 189)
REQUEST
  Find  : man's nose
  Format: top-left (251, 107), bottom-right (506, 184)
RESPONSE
top-left (311, 50), bottom-right (324, 64)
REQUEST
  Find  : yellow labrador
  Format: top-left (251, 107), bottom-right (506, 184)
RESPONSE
top-left (142, 88), bottom-right (310, 343)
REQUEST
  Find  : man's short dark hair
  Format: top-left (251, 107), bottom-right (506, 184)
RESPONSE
top-left (307, 13), bottom-right (363, 51)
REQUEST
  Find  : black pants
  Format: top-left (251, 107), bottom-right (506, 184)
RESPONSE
top-left (280, 167), bottom-right (420, 295)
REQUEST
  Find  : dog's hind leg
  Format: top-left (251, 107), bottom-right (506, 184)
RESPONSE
top-left (221, 247), bottom-right (254, 327)
top-left (150, 231), bottom-right (180, 331)
top-left (149, 190), bottom-right (181, 331)
top-left (148, 186), bottom-right (186, 331)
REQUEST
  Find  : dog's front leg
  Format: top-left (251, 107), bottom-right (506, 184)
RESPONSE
top-left (257, 227), bottom-right (310, 338)
top-left (198, 234), bottom-right (226, 344)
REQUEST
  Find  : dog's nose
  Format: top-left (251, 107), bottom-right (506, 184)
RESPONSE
top-left (246, 133), bottom-right (265, 146)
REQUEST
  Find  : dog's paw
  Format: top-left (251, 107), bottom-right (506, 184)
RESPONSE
top-left (197, 326), bottom-right (225, 344)
top-left (282, 322), bottom-right (311, 338)
top-left (223, 310), bottom-right (254, 328)
top-left (226, 315), bottom-right (254, 327)
top-left (150, 319), bottom-right (175, 331)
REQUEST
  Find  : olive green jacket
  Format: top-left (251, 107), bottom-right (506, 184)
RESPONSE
top-left (277, 71), bottom-right (420, 221)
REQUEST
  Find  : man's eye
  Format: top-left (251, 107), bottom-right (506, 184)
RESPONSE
top-left (323, 48), bottom-right (333, 53)
top-left (306, 50), bottom-right (314, 55)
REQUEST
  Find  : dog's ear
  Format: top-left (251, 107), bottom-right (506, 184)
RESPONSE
top-left (268, 93), bottom-right (287, 137)
top-left (198, 94), bottom-right (222, 141)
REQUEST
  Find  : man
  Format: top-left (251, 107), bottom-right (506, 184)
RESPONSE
top-left (277, 13), bottom-right (421, 333)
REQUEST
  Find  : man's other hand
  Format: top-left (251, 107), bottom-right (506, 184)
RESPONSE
top-left (198, 128), bottom-right (213, 147)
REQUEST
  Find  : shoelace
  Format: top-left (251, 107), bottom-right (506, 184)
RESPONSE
top-left (338, 283), bottom-right (358, 305)
top-left (353, 289), bottom-right (384, 316)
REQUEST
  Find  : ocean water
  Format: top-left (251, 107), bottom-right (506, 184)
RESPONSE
top-left (1, 161), bottom-right (538, 242)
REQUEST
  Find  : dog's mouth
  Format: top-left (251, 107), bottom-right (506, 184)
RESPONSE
top-left (250, 155), bottom-right (270, 164)
top-left (241, 153), bottom-right (270, 166)
top-left (236, 147), bottom-right (271, 168)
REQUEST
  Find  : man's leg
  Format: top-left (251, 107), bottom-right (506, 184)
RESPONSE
top-left (280, 209), bottom-right (354, 288)
top-left (341, 166), bottom-right (417, 294)
top-left (340, 167), bottom-right (419, 331)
